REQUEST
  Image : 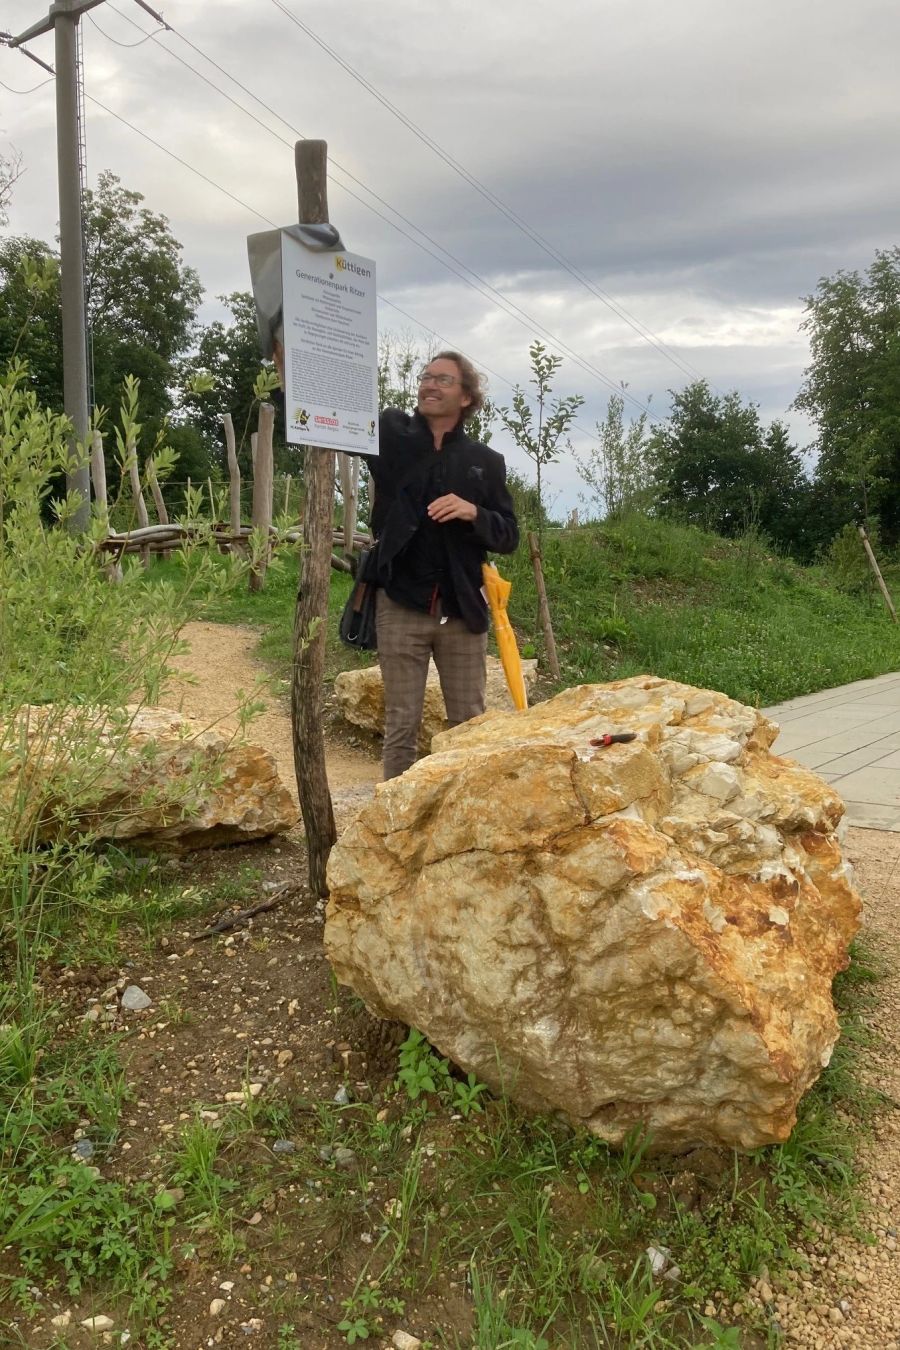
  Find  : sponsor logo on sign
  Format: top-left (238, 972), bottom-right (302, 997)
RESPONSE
top-left (314, 415), bottom-right (340, 427)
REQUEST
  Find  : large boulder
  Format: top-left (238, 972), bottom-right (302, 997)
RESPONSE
top-left (4, 705), bottom-right (298, 851)
top-left (325, 677), bottom-right (862, 1151)
top-left (333, 655), bottom-right (538, 750)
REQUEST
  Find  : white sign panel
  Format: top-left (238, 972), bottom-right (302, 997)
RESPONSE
top-left (280, 234), bottom-right (379, 456)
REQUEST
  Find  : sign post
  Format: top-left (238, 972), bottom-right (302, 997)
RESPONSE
top-left (291, 141), bottom-right (339, 899)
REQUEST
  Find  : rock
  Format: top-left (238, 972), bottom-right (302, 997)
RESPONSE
top-left (392, 1333), bottom-right (423, 1350)
top-left (272, 1139), bottom-right (296, 1155)
top-left (334, 655), bottom-right (539, 751)
top-left (325, 676), bottom-right (861, 1151)
top-left (646, 1245), bottom-right (672, 1275)
top-left (276, 1050), bottom-right (294, 1068)
top-left (333, 1146), bottom-right (357, 1168)
top-left (333, 1085), bottom-right (351, 1106)
top-left (81, 1316), bottom-right (115, 1332)
top-left (72, 1138), bottom-right (95, 1161)
top-left (210, 1299), bottom-right (227, 1316)
top-left (121, 985), bottom-right (151, 1012)
top-left (3, 704), bottom-right (298, 850)
top-left (51, 1312), bottom-right (72, 1328)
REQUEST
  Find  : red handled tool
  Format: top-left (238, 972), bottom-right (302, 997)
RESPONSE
top-left (589, 733), bottom-right (637, 747)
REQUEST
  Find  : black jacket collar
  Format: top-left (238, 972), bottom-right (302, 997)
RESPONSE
top-left (411, 409), bottom-right (469, 449)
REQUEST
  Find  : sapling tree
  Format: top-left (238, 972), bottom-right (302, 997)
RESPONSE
top-left (499, 341), bottom-right (583, 546)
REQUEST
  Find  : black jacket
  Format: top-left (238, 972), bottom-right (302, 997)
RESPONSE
top-left (366, 409), bottom-right (519, 634)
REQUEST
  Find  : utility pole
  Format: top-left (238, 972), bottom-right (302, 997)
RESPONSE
top-left (9, 2), bottom-right (106, 532)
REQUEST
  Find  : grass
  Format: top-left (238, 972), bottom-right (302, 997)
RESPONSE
top-left (148, 514), bottom-right (900, 710)
top-left (1, 514), bottom-right (894, 1344)
top-left (0, 852), bottom-right (885, 1347)
top-left (502, 516), bottom-right (900, 706)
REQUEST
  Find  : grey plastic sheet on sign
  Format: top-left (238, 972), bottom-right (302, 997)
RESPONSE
top-left (246, 223), bottom-right (346, 359)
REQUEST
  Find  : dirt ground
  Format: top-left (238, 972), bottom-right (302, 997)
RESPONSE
top-left (162, 622), bottom-right (900, 1350)
top-left (13, 622), bottom-right (900, 1349)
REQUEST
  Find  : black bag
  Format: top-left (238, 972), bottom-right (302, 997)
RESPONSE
top-left (338, 546), bottom-right (379, 651)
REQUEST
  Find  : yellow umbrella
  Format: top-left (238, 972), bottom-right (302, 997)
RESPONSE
top-left (481, 562), bottom-right (528, 711)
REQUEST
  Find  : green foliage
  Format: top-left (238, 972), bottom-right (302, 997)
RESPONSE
top-left (574, 391), bottom-right (655, 520)
top-left (0, 173), bottom-right (203, 463)
top-left (499, 341), bottom-right (584, 546)
top-left (826, 521), bottom-right (881, 595)
top-left (179, 290), bottom-right (287, 474)
top-left (395, 1029), bottom-right (488, 1117)
top-left (498, 513), bottom-right (900, 702)
top-left (797, 246), bottom-right (900, 544)
top-left (650, 380), bottom-right (809, 555)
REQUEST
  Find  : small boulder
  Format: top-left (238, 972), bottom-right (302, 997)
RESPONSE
top-left (3, 704), bottom-right (298, 851)
top-left (334, 655), bottom-right (538, 750)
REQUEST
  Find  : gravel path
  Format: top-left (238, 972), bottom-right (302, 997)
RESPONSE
top-left (168, 623), bottom-right (900, 1347)
top-left (744, 825), bottom-right (900, 1348)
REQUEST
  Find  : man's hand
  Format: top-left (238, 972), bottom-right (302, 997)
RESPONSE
top-left (427, 493), bottom-right (478, 524)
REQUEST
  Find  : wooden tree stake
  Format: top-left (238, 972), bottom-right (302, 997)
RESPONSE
top-left (291, 139), bottom-right (337, 897)
top-left (859, 526), bottom-right (898, 623)
top-left (222, 413), bottom-right (242, 545)
top-left (527, 530), bottom-right (561, 681)
top-left (249, 403), bottom-right (275, 591)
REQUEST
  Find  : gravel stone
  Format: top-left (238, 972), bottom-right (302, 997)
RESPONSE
top-left (121, 985), bottom-right (152, 1011)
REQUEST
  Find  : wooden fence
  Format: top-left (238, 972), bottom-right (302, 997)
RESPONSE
top-left (91, 403), bottom-right (367, 585)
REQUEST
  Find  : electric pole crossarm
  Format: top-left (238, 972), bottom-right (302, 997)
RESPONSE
top-left (8, 1), bottom-right (105, 47)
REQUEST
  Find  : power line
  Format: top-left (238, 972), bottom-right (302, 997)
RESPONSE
top-left (85, 10), bottom-right (156, 46)
top-left (268, 0), bottom-right (710, 389)
top-left (85, 92), bottom-right (278, 227)
top-left (81, 94), bottom-right (605, 441)
top-left (101, 3), bottom-right (658, 419)
top-left (6, 19), bottom-right (617, 448)
top-left (0, 72), bottom-right (55, 92)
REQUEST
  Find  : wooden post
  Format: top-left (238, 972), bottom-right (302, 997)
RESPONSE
top-left (859, 526), bottom-right (898, 623)
top-left (283, 473), bottom-right (292, 519)
top-left (527, 530), bottom-right (561, 681)
top-left (250, 431), bottom-right (258, 474)
top-left (91, 428), bottom-right (122, 582)
top-left (127, 430), bottom-right (151, 569)
top-left (339, 452), bottom-right (360, 560)
top-left (291, 139), bottom-right (337, 898)
top-left (249, 403), bottom-right (275, 591)
top-left (222, 413), bottom-right (242, 548)
top-left (90, 427), bottom-right (108, 528)
top-left (147, 460), bottom-right (172, 561)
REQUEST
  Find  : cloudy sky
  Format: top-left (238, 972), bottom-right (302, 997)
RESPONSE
top-left (2, 0), bottom-right (899, 510)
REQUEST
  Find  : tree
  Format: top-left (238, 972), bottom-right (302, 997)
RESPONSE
top-left (499, 341), bottom-right (583, 544)
top-left (651, 381), bottom-right (807, 551)
top-left (0, 172), bottom-right (202, 444)
top-left (573, 392), bottom-right (654, 520)
top-left (795, 248), bottom-right (900, 544)
top-left (0, 147), bottom-right (24, 226)
top-left (179, 291), bottom-right (285, 474)
top-left (0, 239), bottom-right (63, 411)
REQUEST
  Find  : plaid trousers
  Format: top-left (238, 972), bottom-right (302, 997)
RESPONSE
top-left (376, 590), bottom-right (487, 780)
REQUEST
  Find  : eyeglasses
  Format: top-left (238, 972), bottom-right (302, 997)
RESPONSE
top-left (418, 372), bottom-right (458, 387)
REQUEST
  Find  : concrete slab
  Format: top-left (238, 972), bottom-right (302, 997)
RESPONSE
top-left (765, 671), bottom-right (900, 831)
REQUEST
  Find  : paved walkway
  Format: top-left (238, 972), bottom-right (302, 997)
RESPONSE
top-left (765, 671), bottom-right (900, 831)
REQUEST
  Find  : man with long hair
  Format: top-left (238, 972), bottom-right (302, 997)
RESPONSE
top-left (369, 352), bottom-right (519, 779)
